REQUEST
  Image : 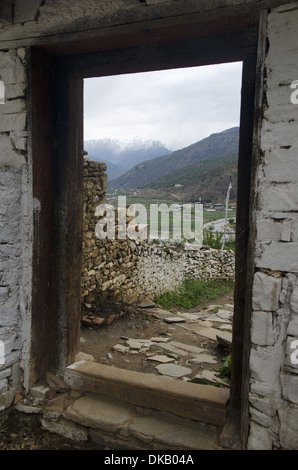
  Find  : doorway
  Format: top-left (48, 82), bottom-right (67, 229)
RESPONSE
top-left (79, 62), bottom-right (242, 388)
top-left (28, 23), bottom-right (262, 447)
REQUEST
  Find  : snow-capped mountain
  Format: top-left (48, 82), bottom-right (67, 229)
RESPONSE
top-left (84, 137), bottom-right (171, 181)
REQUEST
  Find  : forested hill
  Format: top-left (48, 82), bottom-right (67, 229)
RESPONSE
top-left (109, 127), bottom-right (239, 190)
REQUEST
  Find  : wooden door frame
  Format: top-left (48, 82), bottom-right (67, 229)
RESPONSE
top-left (29, 48), bottom-right (84, 385)
top-left (28, 15), bottom-right (266, 447)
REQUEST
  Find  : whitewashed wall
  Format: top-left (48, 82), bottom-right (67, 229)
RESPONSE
top-left (248, 4), bottom-right (298, 450)
top-left (0, 0), bottom-right (297, 450)
top-left (0, 48), bottom-right (32, 410)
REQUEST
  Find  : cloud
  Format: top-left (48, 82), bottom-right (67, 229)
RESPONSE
top-left (84, 62), bottom-right (242, 150)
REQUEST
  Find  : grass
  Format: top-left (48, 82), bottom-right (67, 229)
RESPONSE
top-left (154, 279), bottom-right (234, 309)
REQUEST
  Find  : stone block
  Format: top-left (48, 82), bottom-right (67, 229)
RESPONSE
top-left (14, 0), bottom-right (43, 23)
top-left (290, 286), bottom-right (298, 315)
top-left (0, 51), bottom-right (26, 85)
top-left (279, 406), bottom-right (298, 450)
top-left (41, 417), bottom-right (88, 441)
top-left (251, 311), bottom-right (275, 346)
top-left (255, 242), bottom-right (298, 272)
top-left (249, 394), bottom-right (277, 417)
top-left (0, 351), bottom-right (20, 371)
top-left (0, 113), bottom-right (26, 132)
top-left (252, 272), bottom-right (282, 312)
top-left (30, 384), bottom-right (52, 400)
top-left (0, 368), bottom-right (11, 380)
top-left (263, 147), bottom-right (298, 184)
top-left (0, 296), bottom-right (19, 328)
top-left (281, 219), bottom-right (292, 242)
top-left (260, 182), bottom-right (298, 212)
top-left (0, 287), bottom-right (9, 304)
top-left (260, 120), bottom-right (298, 152)
top-left (0, 378), bottom-right (8, 394)
top-left (249, 345), bottom-right (283, 389)
top-left (0, 134), bottom-right (26, 167)
top-left (281, 372), bottom-right (298, 405)
top-left (0, 390), bottom-right (14, 411)
top-left (0, 328), bottom-right (16, 359)
top-left (5, 83), bottom-right (26, 100)
top-left (64, 394), bottom-right (137, 433)
top-left (256, 217), bottom-right (282, 242)
top-left (247, 422), bottom-right (273, 450)
top-left (0, 98), bottom-right (26, 115)
top-left (65, 360), bottom-right (229, 425)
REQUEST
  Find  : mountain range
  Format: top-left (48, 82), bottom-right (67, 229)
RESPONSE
top-left (84, 138), bottom-right (171, 181)
top-left (84, 127), bottom-right (240, 203)
top-left (108, 127), bottom-right (239, 191)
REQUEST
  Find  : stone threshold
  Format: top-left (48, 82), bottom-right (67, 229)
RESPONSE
top-left (13, 361), bottom-right (231, 450)
top-left (64, 360), bottom-right (229, 427)
top-left (36, 390), bottom-right (224, 450)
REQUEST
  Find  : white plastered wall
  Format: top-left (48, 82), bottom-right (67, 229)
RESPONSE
top-left (0, 48), bottom-right (33, 409)
top-left (0, 0), bottom-right (297, 450)
top-left (248, 3), bottom-right (298, 450)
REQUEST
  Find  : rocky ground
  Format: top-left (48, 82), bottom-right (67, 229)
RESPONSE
top-left (0, 408), bottom-right (109, 450)
top-left (80, 293), bottom-right (233, 386)
top-left (0, 291), bottom-right (233, 450)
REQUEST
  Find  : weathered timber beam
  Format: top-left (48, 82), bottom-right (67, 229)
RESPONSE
top-left (0, 0), bottom-right (294, 51)
top-left (53, 28), bottom-right (257, 79)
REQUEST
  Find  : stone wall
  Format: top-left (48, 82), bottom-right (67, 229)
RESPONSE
top-left (81, 158), bottom-right (235, 305)
top-left (0, 48), bottom-right (30, 409)
top-left (248, 5), bottom-right (298, 450)
top-left (81, 157), bottom-right (107, 301)
top-left (0, 0), bottom-right (297, 451)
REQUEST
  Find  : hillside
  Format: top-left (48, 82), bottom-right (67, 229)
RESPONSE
top-left (142, 152), bottom-right (238, 203)
top-left (109, 127), bottom-right (239, 190)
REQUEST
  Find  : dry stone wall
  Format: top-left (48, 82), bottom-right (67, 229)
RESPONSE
top-left (0, 0), bottom-right (297, 451)
top-left (81, 158), bottom-right (235, 305)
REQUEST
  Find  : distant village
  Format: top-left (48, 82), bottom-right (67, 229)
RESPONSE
top-left (106, 189), bottom-right (236, 212)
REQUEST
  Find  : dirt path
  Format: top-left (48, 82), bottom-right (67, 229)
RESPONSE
top-left (0, 291), bottom-right (234, 450)
top-left (79, 291), bottom-right (234, 385)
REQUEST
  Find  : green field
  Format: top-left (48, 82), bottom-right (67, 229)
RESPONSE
top-left (105, 190), bottom-right (236, 239)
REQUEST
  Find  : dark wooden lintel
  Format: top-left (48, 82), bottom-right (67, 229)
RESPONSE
top-left (53, 28), bottom-right (258, 79)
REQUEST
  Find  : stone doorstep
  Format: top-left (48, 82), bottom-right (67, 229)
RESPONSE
top-left (58, 393), bottom-right (221, 450)
top-left (64, 361), bottom-right (229, 427)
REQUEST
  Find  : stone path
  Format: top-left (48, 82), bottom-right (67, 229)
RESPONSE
top-left (10, 295), bottom-right (235, 450)
top-left (80, 297), bottom-right (234, 388)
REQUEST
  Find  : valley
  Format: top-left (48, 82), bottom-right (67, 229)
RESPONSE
top-left (85, 126), bottom-right (239, 247)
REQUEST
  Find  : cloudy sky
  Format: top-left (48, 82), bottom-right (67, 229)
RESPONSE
top-left (84, 61), bottom-right (243, 151)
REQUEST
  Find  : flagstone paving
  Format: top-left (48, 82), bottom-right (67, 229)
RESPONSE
top-left (8, 294), bottom-right (234, 450)
top-left (79, 292), bottom-right (234, 388)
